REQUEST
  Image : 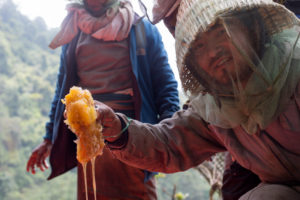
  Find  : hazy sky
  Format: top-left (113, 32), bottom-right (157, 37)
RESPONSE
top-left (12, 0), bottom-right (68, 28)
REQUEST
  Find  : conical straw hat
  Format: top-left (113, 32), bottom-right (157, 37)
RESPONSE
top-left (175, 0), bottom-right (299, 96)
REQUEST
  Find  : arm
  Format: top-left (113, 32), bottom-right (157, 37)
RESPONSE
top-left (44, 45), bottom-right (67, 141)
top-left (97, 100), bottom-right (226, 173)
top-left (146, 21), bottom-right (180, 120)
top-left (27, 46), bottom-right (67, 174)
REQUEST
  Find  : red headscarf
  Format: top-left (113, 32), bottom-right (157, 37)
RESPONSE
top-left (49, 0), bottom-right (134, 49)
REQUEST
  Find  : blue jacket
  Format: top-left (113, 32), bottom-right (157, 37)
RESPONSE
top-left (46, 18), bottom-right (180, 179)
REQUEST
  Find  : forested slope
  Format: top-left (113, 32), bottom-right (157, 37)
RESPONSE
top-left (0, 0), bottom-right (211, 199)
top-left (0, 0), bottom-right (78, 199)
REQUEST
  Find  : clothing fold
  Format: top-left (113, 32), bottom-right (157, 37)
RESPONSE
top-left (49, 0), bottom-right (134, 49)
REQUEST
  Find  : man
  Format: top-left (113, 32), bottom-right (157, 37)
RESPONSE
top-left (95, 0), bottom-right (300, 199)
top-left (26, 0), bottom-right (179, 199)
top-left (151, 1), bottom-right (261, 199)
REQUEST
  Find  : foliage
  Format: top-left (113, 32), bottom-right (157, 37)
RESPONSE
top-left (175, 192), bottom-right (189, 200)
top-left (156, 170), bottom-right (211, 200)
top-left (0, 0), bottom-right (212, 199)
top-left (0, 1), bottom-right (74, 199)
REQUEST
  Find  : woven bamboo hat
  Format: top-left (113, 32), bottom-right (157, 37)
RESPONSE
top-left (175, 0), bottom-right (300, 96)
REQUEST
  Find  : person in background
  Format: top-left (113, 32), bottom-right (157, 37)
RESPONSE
top-left (26, 0), bottom-right (179, 199)
top-left (94, 0), bottom-right (300, 199)
top-left (150, 0), bottom-right (181, 36)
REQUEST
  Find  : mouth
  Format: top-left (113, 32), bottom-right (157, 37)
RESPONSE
top-left (213, 57), bottom-right (232, 71)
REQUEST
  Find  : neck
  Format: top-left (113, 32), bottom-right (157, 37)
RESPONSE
top-left (85, 0), bottom-right (119, 17)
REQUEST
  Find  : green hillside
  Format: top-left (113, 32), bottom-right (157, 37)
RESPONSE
top-left (0, 0), bottom-right (212, 199)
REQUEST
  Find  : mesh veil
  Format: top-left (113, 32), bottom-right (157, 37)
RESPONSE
top-left (177, 3), bottom-right (300, 134)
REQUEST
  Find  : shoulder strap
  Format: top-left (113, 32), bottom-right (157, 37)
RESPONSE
top-left (134, 18), bottom-right (146, 56)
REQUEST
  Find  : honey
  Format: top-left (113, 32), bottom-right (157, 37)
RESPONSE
top-left (62, 86), bottom-right (105, 200)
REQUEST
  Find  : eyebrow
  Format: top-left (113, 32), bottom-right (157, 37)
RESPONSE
top-left (207, 23), bottom-right (224, 34)
top-left (193, 22), bottom-right (225, 44)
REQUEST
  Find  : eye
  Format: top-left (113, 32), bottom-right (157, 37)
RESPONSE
top-left (194, 43), bottom-right (204, 55)
top-left (195, 42), bottom-right (204, 50)
top-left (216, 29), bottom-right (226, 37)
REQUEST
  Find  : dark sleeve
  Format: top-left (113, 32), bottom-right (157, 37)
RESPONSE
top-left (44, 45), bottom-right (67, 141)
top-left (105, 115), bottom-right (129, 150)
top-left (145, 20), bottom-right (180, 121)
top-left (222, 161), bottom-right (261, 200)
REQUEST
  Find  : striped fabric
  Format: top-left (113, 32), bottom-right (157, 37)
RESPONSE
top-left (93, 92), bottom-right (135, 118)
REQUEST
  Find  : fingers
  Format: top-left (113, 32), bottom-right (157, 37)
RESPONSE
top-left (101, 115), bottom-right (122, 139)
top-left (96, 108), bottom-right (119, 130)
top-left (64, 109), bottom-right (67, 119)
top-left (94, 100), bottom-right (122, 141)
top-left (26, 152), bottom-right (38, 174)
top-left (94, 101), bottom-right (116, 124)
top-left (38, 153), bottom-right (49, 172)
top-left (26, 144), bottom-right (51, 174)
top-left (27, 153), bottom-right (47, 174)
top-left (26, 155), bottom-right (34, 173)
top-left (36, 152), bottom-right (44, 172)
top-left (42, 160), bottom-right (49, 170)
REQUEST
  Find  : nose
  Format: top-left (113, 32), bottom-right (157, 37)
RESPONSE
top-left (208, 49), bottom-right (217, 58)
top-left (208, 45), bottom-right (222, 58)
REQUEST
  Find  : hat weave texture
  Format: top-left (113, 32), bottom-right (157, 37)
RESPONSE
top-left (175, 0), bottom-right (299, 96)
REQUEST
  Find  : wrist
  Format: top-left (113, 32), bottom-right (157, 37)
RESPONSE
top-left (104, 115), bottom-right (132, 142)
top-left (44, 138), bottom-right (52, 144)
top-left (105, 129), bottom-right (129, 150)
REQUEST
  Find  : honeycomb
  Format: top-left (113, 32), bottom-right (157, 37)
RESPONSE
top-left (62, 86), bottom-right (105, 164)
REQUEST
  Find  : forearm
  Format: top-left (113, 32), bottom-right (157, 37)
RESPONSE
top-left (149, 25), bottom-right (180, 120)
top-left (44, 89), bottom-right (61, 140)
top-left (44, 49), bottom-right (66, 140)
top-left (153, 65), bottom-right (180, 120)
top-left (107, 108), bottom-right (226, 173)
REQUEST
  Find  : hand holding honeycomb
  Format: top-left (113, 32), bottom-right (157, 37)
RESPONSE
top-left (62, 86), bottom-right (105, 164)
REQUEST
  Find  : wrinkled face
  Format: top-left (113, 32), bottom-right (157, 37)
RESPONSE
top-left (192, 21), bottom-right (254, 86)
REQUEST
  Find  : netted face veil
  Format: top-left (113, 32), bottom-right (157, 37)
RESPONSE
top-left (175, 0), bottom-right (300, 134)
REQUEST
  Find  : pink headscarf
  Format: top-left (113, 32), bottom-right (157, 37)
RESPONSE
top-left (152, 0), bottom-right (181, 24)
top-left (49, 0), bottom-right (134, 49)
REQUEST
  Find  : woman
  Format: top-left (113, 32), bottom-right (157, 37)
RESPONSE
top-left (26, 0), bottom-right (179, 199)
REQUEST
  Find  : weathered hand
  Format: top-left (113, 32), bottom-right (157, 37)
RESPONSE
top-left (26, 139), bottom-right (52, 174)
top-left (94, 100), bottom-right (122, 142)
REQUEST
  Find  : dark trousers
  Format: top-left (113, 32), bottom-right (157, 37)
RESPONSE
top-left (222, 161), bottom-right (261, 200)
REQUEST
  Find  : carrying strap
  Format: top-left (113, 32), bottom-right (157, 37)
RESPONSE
top-left (134, 18), bottom-right (146, 55)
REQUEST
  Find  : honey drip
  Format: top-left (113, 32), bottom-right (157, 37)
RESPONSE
top-left (91, 157), bottom-right (97, 200)
top-left (62, 86), bottom-right (105, 200)
top-left (82, 162), bottom-right (88, 200)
